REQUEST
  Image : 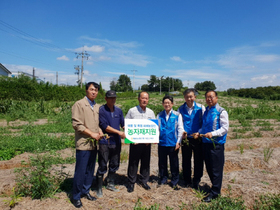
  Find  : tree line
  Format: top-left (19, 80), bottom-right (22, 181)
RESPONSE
top-left (227, 86), bottom-right (280, 100)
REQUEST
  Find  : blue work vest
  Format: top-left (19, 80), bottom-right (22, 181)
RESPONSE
top-left (158, 110), bottom-right (180, 147)
top-left (178, 102), bottom-right (203, 137)
top-left (201, 103), bottom-right (227, 144)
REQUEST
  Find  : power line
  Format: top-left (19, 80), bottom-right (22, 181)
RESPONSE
top-left (0, 20), bottom-right (71, 53)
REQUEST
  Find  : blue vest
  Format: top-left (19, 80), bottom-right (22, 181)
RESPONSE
top-left (178, 102), bottom-right (203, 137)
top-left (158, 110), bottom-right (180, 147)
top-left (201, 103), bottom-right (227, 144)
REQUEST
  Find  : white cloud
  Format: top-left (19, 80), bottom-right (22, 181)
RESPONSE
top-left (74, 45), bottom-right (105, 53)
top-left (170, 56), bottom-right (183, 62)
top-left (57, 55), bottom-right (69, 61)
top-left (78, 36), bottom-right (151, 67)
top-left (253, 55), bottom-right (280, 62)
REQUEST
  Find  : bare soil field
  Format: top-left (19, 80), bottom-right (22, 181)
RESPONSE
top-left (0, 119), bottom-right (280, 209)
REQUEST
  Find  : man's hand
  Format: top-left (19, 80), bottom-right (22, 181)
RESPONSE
top-left (90, 132), bottom-right (101, 140)
top-left (204, 132), bottom-right (213, 139)
top-left (118, 131), bottom-right (126, 139)
top-left (175, 142), bottom-right (180, 151)
top-left (192, 132), bottom-right (200, 139)
top-left (182, 131), bottom-right (187, 140)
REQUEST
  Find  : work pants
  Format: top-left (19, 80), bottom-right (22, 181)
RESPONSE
top-left (127, 144), bottom-right (151, 184)
top-left (96, 144), bottom-right (121, 175)
top-left (72, 149), bottom-right (97, 200)
top-left (203, 143), bottom-right (225, 196)
top-left (158, 145), bottom-right (179, 185)
top-left (181, 137), bottom-right (204, 184)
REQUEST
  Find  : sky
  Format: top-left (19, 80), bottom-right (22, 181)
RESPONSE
top-left (1, 0), bottom-right (280, 91)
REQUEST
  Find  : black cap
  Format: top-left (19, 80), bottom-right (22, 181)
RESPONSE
top-left (106, 90), bottom-right (117, 98)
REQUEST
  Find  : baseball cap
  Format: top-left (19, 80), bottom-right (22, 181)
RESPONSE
top-left (105, 90), bottom-right (117, 98)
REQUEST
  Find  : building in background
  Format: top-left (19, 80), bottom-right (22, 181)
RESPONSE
top-left (0, 63), bottom-right (12, 76)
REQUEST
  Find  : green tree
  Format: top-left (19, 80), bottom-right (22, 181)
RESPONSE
top-left (115, 74), bottom-right (133, 92)
top-left (195, 81), bottom-right (216, 91)
top-left (110, 80), bottom-right (117, 91)
top-left (98, 82), bottom-right (105, 95)
top-left (147, 75), bottom-right (159, 91)
top-left (141, 84), bottom-right (149, 91)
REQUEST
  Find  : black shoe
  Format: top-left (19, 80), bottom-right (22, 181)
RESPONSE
top-left (170, 183), bottom-right (180, 190)
top-left (184, 182), bottom-right (192, 188)
top-left (96, 175), bottom-right (103, 198)
top-left (203, 194), bottom-right (218, 203)
top-left (192, 182), bottom-right (200, 190)
top-left (127, 183), bottom-right (134, 193)
top-left (157, 180), bottom-right (167, 188)
top-left (71, 199), bottom-right (82, 208)
top-left (138, 182), bottom-right (151, 190)
top-left (82, 193), bottom-right (97, 201)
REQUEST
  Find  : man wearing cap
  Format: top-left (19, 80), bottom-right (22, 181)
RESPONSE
top-left (125, 91), bottom-right (156, 192)
top-left (178, 88), bottom-right (205, 190)
top-left (96, 90), bottom-right (125, 198)
top-left (71, 82), bottom-right (103, 208)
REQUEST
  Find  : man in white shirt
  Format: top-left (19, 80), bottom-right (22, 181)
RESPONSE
top-left (193, 90), bottom-right (229, 202)
top-left (125, 91), bottom-right (155, 192)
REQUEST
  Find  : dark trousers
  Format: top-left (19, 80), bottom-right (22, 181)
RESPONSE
top-left (181, 137), bottom-right (204, 184)
top-left (127, 144), bottom-right (151, 184)
top-left (72, 149), bottom-right (97, 200)
top-left (96, 144), bottom-right (121, 175)
top-left (203, 143), bottom-right (225, 196)
top-left (158, 145), bottom-right (179, 185)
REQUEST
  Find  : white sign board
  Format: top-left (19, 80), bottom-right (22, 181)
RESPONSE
top-left (124, 119), bottom-right (159, 144)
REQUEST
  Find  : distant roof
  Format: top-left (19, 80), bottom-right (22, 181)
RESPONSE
top-left (0, 63), bottom-right (12, 74)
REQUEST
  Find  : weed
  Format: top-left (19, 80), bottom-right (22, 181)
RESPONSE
top-left (3, 187), bottom-right (22, 208)
top-left (261, 181), bottom-right (269, 185)
top-left (253, 131), bottom-right (262, 138)
top-left (193, 188), bottom-right (207, 200)
top-left (238, 143), bottom-right (244, 154)
top-left (191, 195), bottom-right (246, 210)
top-left (134, 198), bottom-right (159, 210)
top-left (120, 150), bottom-right (129, 163)
top-left (259, 126), bottom-right (274, 131)
top-left (253, 193), bottom-right (280, 210)
top-left (14, 153), bottom-right (70, 199)
top-left (263, 147), bottom-right (274, 163)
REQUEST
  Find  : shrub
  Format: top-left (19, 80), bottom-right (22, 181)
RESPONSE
top-left (14, 153), bottom-right (70, 199)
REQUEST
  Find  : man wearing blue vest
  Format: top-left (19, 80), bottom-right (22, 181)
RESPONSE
top-left (157, 95), bottom-right (184, 190)
top-left (178, 89), bottom-right (205, 190)
top-left (194, 90), bottom-right (229, 202)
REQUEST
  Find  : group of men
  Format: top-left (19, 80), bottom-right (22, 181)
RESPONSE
top-left (71, 81), bottom-right (229, 208)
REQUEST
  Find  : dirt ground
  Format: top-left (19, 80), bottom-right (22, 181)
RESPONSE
top-left (0, 119), bottom-right (280, 210)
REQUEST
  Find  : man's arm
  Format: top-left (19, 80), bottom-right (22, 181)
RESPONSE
top-left (176, 114), bottom-right (185, 150)
top-left (105, 126), bottom-right (126, 139)
top-left (72, 102), bottom-right (102, 140)
top-left (204, 111), bottom-right (229, 139)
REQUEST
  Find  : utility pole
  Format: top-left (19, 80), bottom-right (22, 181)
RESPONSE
top-left (76, 48), bottom-right (90, 88)
top-left (74, 65), bottom-right (80, 85)
top-left (33, 67), bottom-right (35, 79)
top-left (160, 75), bottom-right (164, 95)
top-left (56, 72), bottom-right (58, 85)
top-left (172, 78), bottom-right (174, 91)
top-left (169, 77), bottom-right (170, 92)
top-left (131, 69), bottom-right (137, 92)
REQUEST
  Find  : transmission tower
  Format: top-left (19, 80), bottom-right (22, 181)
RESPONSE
top-left (131, 69), bottom-right (137, 92)
top-left (76, 49), bottom-right (90, 88)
